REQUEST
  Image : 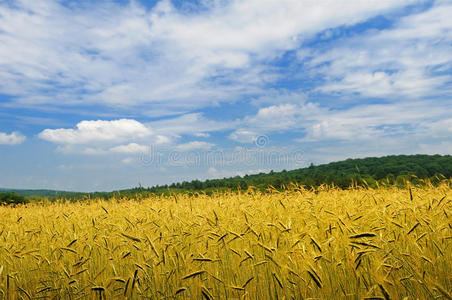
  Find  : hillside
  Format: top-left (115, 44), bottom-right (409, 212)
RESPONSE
top-left (144, 154), bottom-right (452, 194)
top-left (2, 154), bottom-right (451, 199)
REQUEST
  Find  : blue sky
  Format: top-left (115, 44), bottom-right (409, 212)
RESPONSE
top-left (0, 0), bottom-right (451, 191)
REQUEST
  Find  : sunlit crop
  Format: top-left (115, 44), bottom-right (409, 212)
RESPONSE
top-left (0, 182), bottom-right (451, 299)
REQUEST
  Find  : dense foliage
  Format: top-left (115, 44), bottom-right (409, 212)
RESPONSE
top-left (145, 154), bottom-right (452, 194)
top-left (0, 192), bottom-right (29, 205)
top-left (0, 189), bottom-right (78, 198)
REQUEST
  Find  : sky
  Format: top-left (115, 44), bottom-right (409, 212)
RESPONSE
top-left (0, 0), bottom-right (451, 192)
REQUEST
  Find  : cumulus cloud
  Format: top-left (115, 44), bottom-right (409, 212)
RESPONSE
top-left (39, 119), bottom-right (151, 144)
top-left (110, 143), bottom-right (150, 154)
top-left (37, 113), bottom-right (231, 154)
top-left (0, 131), bottom-right (26, 145)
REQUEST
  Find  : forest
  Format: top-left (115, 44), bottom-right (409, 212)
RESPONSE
top-left (144, 154), bottom-right (452, 194)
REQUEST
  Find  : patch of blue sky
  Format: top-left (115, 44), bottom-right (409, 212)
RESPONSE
top-left (429, 64), bottom-right (452, 77)
top-left (170, 0), bottom-right (215, 13)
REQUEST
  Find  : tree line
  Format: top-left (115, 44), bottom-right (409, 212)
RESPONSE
top-left (142, 154), bottom-right (452, 194)
top-left (0, 192), bottom-right (29, 205)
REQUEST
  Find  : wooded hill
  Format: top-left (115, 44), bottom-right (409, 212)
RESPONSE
top-left (143, 154), bottom-right (451, 194)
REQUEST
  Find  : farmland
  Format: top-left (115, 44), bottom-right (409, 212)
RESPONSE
top-left (0, 182), bottom-right (451, 299)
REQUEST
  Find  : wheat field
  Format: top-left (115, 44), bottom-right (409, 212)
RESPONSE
top-left (0, 183), bottom-right (451, 299)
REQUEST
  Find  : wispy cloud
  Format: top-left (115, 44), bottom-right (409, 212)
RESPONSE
top-left (306, 1), bottom-right (452, 99)
top-left (231, 94), bottom-right (452, 144)
top-left (0, 0), bottom-right (415, 114)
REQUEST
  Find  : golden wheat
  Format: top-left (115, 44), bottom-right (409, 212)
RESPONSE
top-left (0, 182), bottom-right (451, 299)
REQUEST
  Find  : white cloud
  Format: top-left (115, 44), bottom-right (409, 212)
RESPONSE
top-left (0, 0), bottom-right (415, 113)
top-left (247, 102), bottom-right (322, 131)
top-left (110, 143), bottom-right (150, 154)
top-left (152, 0), bottom-right (414, 62)
top-left (154, 135), bottom-right (173, 145)
top-left (38, 119), bottom-right (151, 145)
top-left (308, 1), bottom-right (452, 99)
top-left (229, 129), bottom-right (259, 143)
top-left (0, 131), bottom-right (26, 145)
top-left (175, 141), bottom-right (215, 152)
top-left (229, 101), bottom-right (323, 143)
top-left (231, 96), bottom-right (452, 144)
top-left (38, 113), bottom-right (232, 154)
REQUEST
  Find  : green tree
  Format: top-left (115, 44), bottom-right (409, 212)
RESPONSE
top-left (0, 192), bottom-right (29, 205)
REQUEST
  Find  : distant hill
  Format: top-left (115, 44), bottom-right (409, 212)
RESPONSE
top-left (2, 154), bottom-right (451, 199)
top-left (143, 154), bottom-right (452, 194)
